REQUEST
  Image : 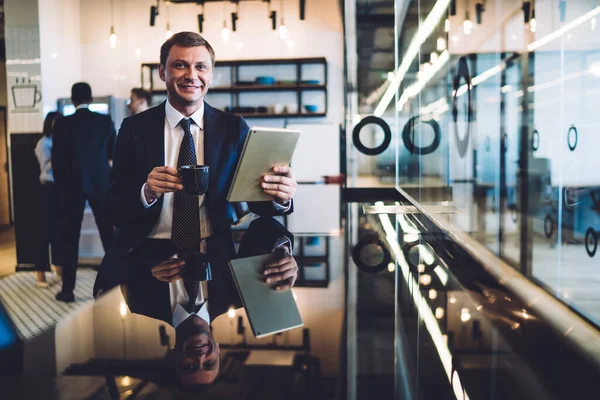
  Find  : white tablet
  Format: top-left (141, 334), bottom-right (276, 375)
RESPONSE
top-left (227, 127), bottom-right (301, 202)
top-left (228, 253), bottom-right (303, 338)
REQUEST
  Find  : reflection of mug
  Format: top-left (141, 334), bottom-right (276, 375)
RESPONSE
top-left (179, 252), bottom-right (212, 282)
top-left (179, 165), bottom-right (209, 196)
top-left (11, 85), bottom-right (42, 108)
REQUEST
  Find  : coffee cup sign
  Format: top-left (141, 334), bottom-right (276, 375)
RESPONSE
top-left (11, 85), bottom-right (42, 109)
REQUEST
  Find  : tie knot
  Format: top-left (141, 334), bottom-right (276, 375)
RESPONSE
top-left (179, 118), bottom-right (193, 134)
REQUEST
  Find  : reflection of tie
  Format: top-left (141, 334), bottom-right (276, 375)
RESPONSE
top-left (184, 278), bottom-right (199, 313)
top-left (172, 118), bottom-right (200, 250)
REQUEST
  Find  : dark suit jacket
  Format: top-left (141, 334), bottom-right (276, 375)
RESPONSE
top-left (122, 217), bottom-right (293, 325)
top-left (95, 102), bottom-right (292, 294)
top-left (51, 108), bottom-right (115, 195)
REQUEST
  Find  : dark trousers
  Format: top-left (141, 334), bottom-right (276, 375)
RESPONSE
top-left (61, 192), bottom-right (115, 293)
top-left (35, 182), bottom-right (60, 271)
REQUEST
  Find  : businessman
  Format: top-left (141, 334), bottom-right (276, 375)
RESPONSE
top-left (93, 31), bottom-right (297, 297)
top-left (52, 82), bottom-right (116, 302)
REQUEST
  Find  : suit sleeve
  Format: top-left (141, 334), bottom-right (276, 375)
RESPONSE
top-left (105, 118), bottom-right (149, 226)
top-left (51, 118), bottom-right (67, 187)
top-left (107, 117), bottom-right (116, 160)
top-left (237, 117), bottom-right (294, 217)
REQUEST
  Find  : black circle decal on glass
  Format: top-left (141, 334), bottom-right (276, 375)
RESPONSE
top-left (531, 129), bottom-right (540, 151)
top-left (402, 242), bottom-right (437, 274)
top-left (567, 125), bottom-right (578, 151)
top-left (585, 228), bottom-right (597, 258)
top-left (452, 57), bottom-right (472, 159)
top-left (544, 214), bottom-right (554, 239)
top-left (352, 115), bottom-right (392, 156)
top-left (402, 116), bottom-right (442, 156)
top-left (352, 236), bottom-right (391, 273)
top-left (502, 132), bottom-right (509, 153)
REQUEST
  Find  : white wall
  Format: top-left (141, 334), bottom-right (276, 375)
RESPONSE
top-left (4, 0), bottom-right (43, 134)
top-left (70, 0), bottom-right (344, 127)
top-left (39, 0), bottom-right (82, 115)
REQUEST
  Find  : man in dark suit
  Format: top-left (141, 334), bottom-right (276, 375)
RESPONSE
top-left (93, 31), bottom-right (297, 297)
top-left (52, 82), bottom-right (116, 302)
top-left (122, 217), bottom-right (298, 387)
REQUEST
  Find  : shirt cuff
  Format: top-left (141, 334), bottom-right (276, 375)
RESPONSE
top-left (272, 200), bottom-right (291, 212)
top-left (141, 183), bottom-right (157, 209)
top-left (272, 236), bottom-right (293, 254)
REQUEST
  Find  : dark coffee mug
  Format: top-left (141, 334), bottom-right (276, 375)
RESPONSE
top-left (179, 165), bottom-right (209, 195)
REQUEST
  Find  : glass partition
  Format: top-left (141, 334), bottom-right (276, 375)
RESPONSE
top-left (388, 0), bottom-right (600, 325)
top-left (347, 0), bottom-right (600, 399)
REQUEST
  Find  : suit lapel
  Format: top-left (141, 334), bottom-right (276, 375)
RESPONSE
top-left (203, 102), bottom-right (224, 192)
top-left (145, 102), bottom-right (166, 168)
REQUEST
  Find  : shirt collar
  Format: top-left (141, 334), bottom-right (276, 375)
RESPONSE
top-left (172, 302), bottom-right (210, 328)
top-left (165, 100), bottom-right (204, 131)
top-left (75, 104), bottom-right (89, 110)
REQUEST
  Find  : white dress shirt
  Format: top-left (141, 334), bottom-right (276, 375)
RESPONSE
top-left (34, 136), bottom-right (54, 183)
top-left (141, 101), bottom-right (290, 243)
top-left (142, 101), bottom-right (212, 240)
top-left (171, 280), bottom-right (210, 327)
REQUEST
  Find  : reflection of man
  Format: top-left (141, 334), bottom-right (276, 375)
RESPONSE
top-left (52, 82), bottom-right (116, 302)
top-left (127, 88), bottom-right (151, 115)
top-left (93, 31), bottom-right (296, 296)
top-left (121, 217), bottom-right (297, 387)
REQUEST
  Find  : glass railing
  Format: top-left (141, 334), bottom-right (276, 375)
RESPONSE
top-left (345, 198), bottom-right (600, 400)
top-left (346, 0), bottom-right (600, 398)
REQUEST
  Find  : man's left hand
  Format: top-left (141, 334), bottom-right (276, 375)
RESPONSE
top-left (263, 249), bottom-right (298, 291)
top-left (262, 166), bottom-right (297, 205)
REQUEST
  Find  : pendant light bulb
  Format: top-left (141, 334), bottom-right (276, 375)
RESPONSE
top-left (529, 9), bottom-right (537, 33)
top-left (437, 36), bottom-right (446, 51)
top-left (463, 12), bottom-right (473, 35)
top-left (165, 23), bottom-right (173, 39)
top-left (444, 18), bottom-right (450, 32)
top-left (222, 22), bottom-right (230, 42)
top-left (279, 22), bottom-right (288, 40)
top-left (109, 26), bottom-right (117, 48)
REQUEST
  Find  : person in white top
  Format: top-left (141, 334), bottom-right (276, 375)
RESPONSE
top-left (33, 111), bottom-right (63, 288)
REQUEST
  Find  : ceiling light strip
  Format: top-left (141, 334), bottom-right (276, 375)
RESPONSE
top-left (373, 0), bottom-right (451, 116)
top-left (528, 6), bottom-right (600, 52)
top-left (378, 212), bottom-right (471, 400)
top-left (454, 61), bottom-right (506, 98)
top-left (396, 50), bottom-right (450, 110)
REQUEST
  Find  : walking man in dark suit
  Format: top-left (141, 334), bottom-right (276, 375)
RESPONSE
top-left (52, 82), bottom-right (116, 302)
top-left (93, 31), bottom-right (297, 297)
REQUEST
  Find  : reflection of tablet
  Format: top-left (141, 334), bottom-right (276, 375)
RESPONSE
top-left (229, 253), bottom-right (303, 338)
top-left (227, 127), bottom-right (301, 202)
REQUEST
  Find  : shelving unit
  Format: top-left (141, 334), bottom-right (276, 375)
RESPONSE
top-left (141, 57), bottom-right (328, 119)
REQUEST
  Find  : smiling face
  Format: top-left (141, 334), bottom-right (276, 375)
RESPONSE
top-left (159, 44), bottom-right (214, 116)
top-left (173, 315), bottom-right (220, 385)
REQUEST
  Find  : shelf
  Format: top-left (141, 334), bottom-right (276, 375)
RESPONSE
top-left (238, 112), bottom-right (326, 119)
top-left (142, 57), bottom-right (326, 69)
top-left (151, 85), bottom-right (325, 94)
top-left (212, 84), bottom-right (326, 93)
top-left (142, 57), bottom-right (328, 119)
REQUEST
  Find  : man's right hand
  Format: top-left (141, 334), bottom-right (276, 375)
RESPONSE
top-left (151, 258), bottom-right (185, 283)
top-left (144, 166), bottom-right (183, 202)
